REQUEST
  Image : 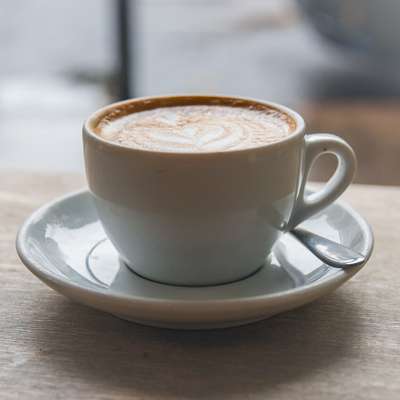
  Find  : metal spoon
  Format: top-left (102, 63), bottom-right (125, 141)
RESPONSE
top-left (291, 228), bottom-right (366, 268)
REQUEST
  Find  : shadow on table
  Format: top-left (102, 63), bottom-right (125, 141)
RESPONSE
top-left (33, 292), bottom-right (361, 398)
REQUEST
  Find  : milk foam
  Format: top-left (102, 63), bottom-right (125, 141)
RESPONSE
top-left (97, 105), bottom-right (294, 152)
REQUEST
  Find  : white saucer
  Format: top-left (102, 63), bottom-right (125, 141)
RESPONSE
top-left (16, 190), bottom-right (373, 329)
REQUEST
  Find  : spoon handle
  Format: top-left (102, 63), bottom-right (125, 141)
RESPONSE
top-left (291, 228), bottom-right (366, 268)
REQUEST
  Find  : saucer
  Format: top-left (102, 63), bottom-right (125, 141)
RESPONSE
top-left (16, 190), bottom-right (373, 329)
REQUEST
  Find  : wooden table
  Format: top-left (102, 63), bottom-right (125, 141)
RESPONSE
top-left (1, 171), bottom-right (399, 400)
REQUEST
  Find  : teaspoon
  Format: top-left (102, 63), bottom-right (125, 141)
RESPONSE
top-left (291, 228), bottom-right (366, 268)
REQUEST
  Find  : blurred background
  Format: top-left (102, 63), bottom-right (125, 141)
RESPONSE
top-left (1, 0), bottom-right (399, 184)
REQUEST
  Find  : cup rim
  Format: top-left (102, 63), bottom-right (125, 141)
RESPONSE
top-left (83, 94), bottom-right (306, 156)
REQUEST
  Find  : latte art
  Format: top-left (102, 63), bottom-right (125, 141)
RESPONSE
top-left (97, 105), bottom-right (294, 152)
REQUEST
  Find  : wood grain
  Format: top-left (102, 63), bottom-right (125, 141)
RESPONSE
top-left (0, 170), bottom-right (399, 400)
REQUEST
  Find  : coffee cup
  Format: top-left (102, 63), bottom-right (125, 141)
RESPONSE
top-left (83, 95), bottom-right (356, 286)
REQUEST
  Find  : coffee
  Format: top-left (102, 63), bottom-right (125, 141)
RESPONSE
top-left (95, 103), bottom-right (295, 152)
top-left (85, 95), bottom-right (356, 285)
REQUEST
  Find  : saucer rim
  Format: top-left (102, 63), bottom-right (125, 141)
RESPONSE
top-left (16, 189), bottom-right (374, 308)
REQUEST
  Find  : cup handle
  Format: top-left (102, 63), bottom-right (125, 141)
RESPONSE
top-left (288, 133), bottom-right (356, 229)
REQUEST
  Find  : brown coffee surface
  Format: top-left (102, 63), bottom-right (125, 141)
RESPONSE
top-left (95, 103), bottom-right (295, 152)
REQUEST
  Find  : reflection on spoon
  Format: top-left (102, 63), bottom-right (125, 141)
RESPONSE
top-left (291, 228), bottom-right (366, 269)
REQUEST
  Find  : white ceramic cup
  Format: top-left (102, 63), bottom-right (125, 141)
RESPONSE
top-left (83, 95), bottom-right (356, 286)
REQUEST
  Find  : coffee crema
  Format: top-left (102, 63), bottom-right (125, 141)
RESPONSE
top-left (95, 104), bottom-right (295, 152)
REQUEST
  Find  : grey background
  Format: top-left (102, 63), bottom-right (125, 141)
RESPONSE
top-left (0, 0), bottom-right (397, 173)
